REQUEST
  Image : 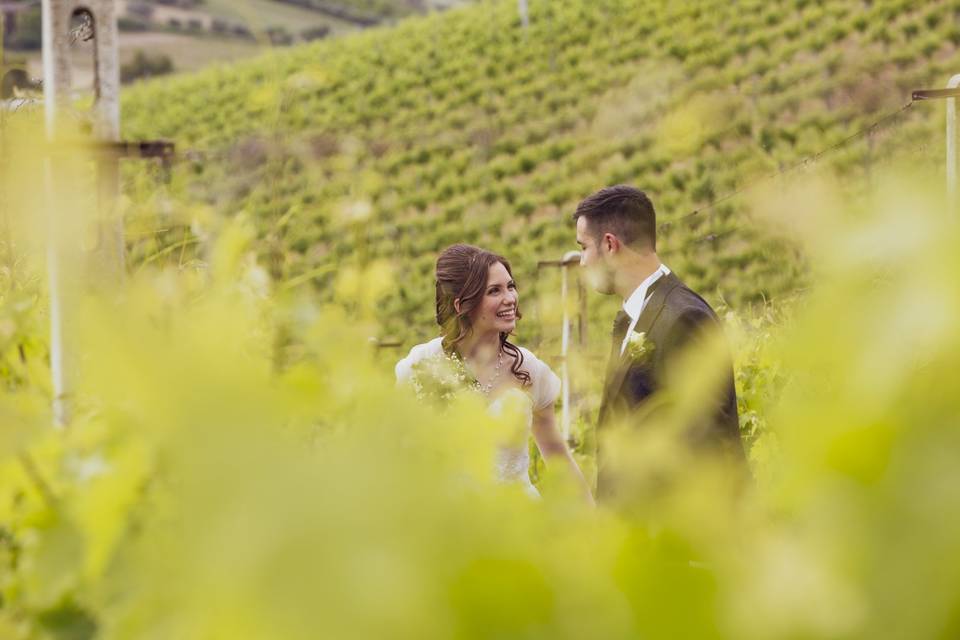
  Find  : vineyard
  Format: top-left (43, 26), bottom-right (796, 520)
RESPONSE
top-left (2, 0), bottom-right (960, 638)
top-left (122, 0), bottom-right (959, 345)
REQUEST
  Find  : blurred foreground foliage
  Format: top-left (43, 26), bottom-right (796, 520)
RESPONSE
top-left (1, 118), bottom-right (959, 639)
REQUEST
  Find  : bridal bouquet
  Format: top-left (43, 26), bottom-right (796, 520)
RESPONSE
top-left (409, 351), bottom-right (476, 408)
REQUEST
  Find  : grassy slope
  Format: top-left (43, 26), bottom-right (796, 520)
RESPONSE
top-left (120, 0), bottom-right (960, 349)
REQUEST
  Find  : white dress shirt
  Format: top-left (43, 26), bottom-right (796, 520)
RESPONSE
top-left (619, 264), bottom-right (671, 356)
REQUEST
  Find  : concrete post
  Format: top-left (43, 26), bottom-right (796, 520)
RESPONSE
top-left (41, 1), bottom-right (122, 426)
top-left (43, 0), bottom-right (120, 140)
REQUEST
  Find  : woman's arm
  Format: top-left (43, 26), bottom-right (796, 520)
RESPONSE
top-left (531, 407), bottom-right (595, 505)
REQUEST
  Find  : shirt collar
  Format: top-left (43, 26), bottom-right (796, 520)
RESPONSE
top-left (622, 264), bottom-right (671, 321)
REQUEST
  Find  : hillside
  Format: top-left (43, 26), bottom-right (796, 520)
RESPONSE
top-left (120, 0), bottom-right (958, 347)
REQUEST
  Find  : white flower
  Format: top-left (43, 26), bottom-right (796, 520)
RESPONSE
top-left (409, 351), bottom-right (476, 409)
top-left (625, 331), bottom-right (654, 361)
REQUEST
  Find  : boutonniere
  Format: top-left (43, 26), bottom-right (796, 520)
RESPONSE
top-left (625, 331), bottom-right (654, 362)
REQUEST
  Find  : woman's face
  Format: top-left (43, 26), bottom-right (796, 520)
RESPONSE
top-left (470, 261), bottom-right (518, 336)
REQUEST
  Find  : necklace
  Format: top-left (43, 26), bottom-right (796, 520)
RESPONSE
top-left (473, 346), bottom-right (504, 395)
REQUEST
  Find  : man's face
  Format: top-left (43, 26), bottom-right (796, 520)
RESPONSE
top-left (576, 216), bottom-right (615, 295)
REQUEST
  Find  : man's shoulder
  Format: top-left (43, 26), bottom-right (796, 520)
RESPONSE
top-left (658, 280), bottom-right (719, 329)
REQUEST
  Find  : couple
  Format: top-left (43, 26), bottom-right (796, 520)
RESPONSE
top-left (395, 185), bottom-right (745, 501)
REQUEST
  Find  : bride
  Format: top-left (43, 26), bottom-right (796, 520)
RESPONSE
top-left (395, 243), bottom-right (592, 502)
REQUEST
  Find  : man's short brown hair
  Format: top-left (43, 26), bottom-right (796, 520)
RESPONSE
top-left (573, 185), bottom-right (657, 251)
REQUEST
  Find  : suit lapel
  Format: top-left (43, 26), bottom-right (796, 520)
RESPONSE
top-left (603, 273), bottom-right (682, 407)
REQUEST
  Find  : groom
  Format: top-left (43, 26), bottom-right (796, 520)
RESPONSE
top-left (573, 185), bottom-right (745, 499)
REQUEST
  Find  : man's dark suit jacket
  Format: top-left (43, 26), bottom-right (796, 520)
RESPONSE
top-left (596, 272), bottom-right (745, 499)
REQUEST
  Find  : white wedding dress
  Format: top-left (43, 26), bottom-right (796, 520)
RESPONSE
top-left (395, 337), bottom-right (561, 497)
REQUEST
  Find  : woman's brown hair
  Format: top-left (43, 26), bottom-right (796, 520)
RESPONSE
top-left (435, 244), bottom-right (530, 386)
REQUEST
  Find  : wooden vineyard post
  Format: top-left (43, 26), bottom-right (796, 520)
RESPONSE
top-left (912, 77), bottom-right (960, 222)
